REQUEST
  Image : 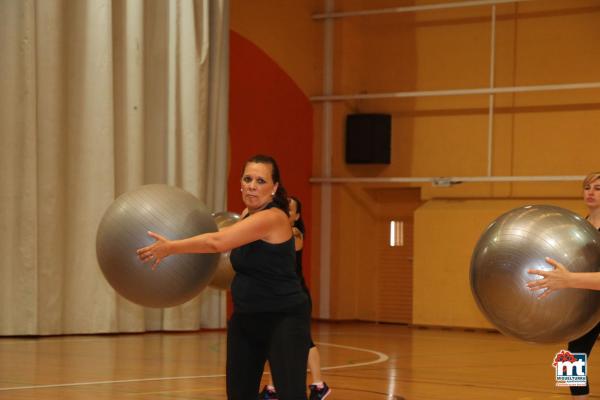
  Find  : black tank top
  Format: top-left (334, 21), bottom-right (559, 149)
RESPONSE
top-left (230, 204), bottom-right (307, 313)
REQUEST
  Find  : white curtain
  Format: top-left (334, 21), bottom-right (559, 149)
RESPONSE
top-left (0, 0), bottom-right (229, 335)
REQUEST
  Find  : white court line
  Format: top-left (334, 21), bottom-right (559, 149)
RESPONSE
top-left (0, 342), bottom-right (388, 392)
top-left (314, 342), bottom-right (389, 371)
top-left (0, 374), bottom-right (226, 392)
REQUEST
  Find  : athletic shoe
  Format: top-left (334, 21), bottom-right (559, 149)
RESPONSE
top-left (309, 382), bottom-right (331, 400)
top-left (258, 385), bottom-right (278, 400)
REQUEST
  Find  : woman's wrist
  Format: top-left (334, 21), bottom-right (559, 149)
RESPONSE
top-left (167, 239), bottom-right (178, 256)
top-left (568, 272), bottom-right (587, 290)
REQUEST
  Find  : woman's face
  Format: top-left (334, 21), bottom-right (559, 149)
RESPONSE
top-left (288, 198), bottom-right (300, 227)
top-left (241, 162), bottom-right (278, 212)
top-left (584, 178), bottom-right (600, 210)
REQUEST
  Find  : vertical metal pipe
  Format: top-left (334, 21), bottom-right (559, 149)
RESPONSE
top-left (319, 0), bottom-right (334, 318)
top-left (487, 5), bottom-right (496, 177)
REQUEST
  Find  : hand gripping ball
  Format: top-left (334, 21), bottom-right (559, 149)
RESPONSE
top-left (470, 205), bottom-right (600, 343)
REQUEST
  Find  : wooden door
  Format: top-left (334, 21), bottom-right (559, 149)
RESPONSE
top-left (376, 218), bottom-right (413, 323)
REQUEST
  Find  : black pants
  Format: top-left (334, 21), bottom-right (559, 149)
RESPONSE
top-left (305, 287), bottom-right (315, 348)
top-left (569, 322), bottom-right (600, 396)
top-left (226, 302), bottom-right (311, 400)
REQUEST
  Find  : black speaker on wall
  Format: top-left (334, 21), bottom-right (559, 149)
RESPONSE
top-left (345, 113), bottom-right (391, 164)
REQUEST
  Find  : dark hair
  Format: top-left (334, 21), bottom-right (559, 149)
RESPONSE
top-left (289, 196), bottom-right (305, 235)
top-left (243, 154), bottom-right (289, 214)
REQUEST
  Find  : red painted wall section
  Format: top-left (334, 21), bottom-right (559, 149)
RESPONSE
top-left (228, 30), bottom-right (314, 290)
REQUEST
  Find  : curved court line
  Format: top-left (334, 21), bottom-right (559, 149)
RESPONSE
top-left (314, 341), bottom-right (389, 371)
top-left (0, 341), bottom-right (388, 391)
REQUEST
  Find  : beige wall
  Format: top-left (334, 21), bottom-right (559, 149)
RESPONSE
top-left (318, 0), bottom-right (600, 326)
top-left (231, 0), bottom-right (600, 327)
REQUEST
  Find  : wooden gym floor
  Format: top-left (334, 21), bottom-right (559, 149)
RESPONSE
top-left (0, 321), bottom-right (596, 399)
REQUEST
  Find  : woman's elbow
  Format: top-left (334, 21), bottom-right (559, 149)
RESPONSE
top-left (207, 237), bottom-right (229, 253)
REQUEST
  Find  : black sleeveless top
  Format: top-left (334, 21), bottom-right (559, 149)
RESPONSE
top-left (230, 203), bottom-right (308, 313)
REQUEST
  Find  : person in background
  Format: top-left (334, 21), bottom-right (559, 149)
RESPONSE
top-left (259, 196), bottom-right (331, 400)
top-left (528, 172), bottom-right (600, 399)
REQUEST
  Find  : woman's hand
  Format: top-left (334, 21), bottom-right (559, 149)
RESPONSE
top-left (527, 257), bottom-right (573, 299)
top-left (292, 226), bottom-right (303, 251)
top-left (136, 231), bottom-right (172, 269)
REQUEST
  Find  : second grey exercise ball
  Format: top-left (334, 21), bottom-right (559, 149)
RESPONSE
top-left (208, 211), bottom-right (241, 290)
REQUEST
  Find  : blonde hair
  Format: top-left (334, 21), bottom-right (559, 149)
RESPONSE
top-left (583, 172), bottom-right (600, 187)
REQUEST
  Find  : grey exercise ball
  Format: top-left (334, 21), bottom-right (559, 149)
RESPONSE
top-left (470, 204), bottom-right (600, 343)
top-left (208, 211), bottom-right (241, 290)
top-left (96, 184), bottom-right (219, 308)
